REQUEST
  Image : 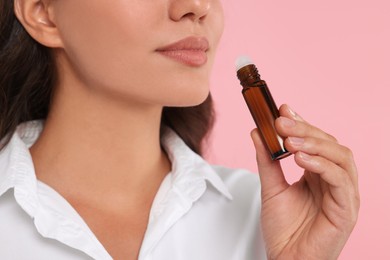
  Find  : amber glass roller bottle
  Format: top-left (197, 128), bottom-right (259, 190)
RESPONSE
top-left (236, 56), bottom-right (291, 160)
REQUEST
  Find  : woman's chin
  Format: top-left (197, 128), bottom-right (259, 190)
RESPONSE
top-left (166, 89), bottom-right (210, 107)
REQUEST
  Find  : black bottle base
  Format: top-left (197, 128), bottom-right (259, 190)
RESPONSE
top-left (271, 150), bottom-right (292, 161)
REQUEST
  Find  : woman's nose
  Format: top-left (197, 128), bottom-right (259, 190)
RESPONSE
top-left (169, 0), bottom-right (211, 22)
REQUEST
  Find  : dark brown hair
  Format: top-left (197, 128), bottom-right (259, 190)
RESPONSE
top-left (0, 0), bottom-right (214, 155)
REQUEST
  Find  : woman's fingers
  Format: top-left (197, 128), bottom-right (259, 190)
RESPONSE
top-left (285, 136), bottom-right (358, 186)
top-left (279, 103), bottom-right (307, 123)
top-left (250, 129), bottom-right (289, 202)
top-left (294, 152), bottom-right (359, 218)
top-left (275, 104), bottom-right (358, 187)
top-left (276, 116), bottom-right (338, 144)
top-left (275, 104), bottom-right (359, 216)
top-left (277, 104), bottom-right (338, 143)
top-left (295, 152), bottom-right (348, 187)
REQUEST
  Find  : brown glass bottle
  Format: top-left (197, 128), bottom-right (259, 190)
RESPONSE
top-left (237, 64), bottom-right (291, 160)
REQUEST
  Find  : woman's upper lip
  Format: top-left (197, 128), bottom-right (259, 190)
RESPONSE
top-left (156, 36), bottom-right (209, 52)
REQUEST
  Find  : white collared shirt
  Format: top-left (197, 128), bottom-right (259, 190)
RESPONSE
top-left (0, 121), bottom-right (266, 260)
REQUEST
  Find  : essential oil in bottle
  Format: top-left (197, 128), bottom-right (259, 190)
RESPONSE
top-left (236, 56), bottom-right (291, 160)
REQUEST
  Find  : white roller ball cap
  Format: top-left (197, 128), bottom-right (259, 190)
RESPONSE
top-left (235, 56), bottom-right (253, 71)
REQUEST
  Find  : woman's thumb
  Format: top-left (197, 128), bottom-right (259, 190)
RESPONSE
top-left (250, 129), bottom-right (289, 201)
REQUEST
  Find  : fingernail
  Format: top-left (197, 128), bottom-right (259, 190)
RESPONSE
top-left (287, 105), bottom-right (303, 121)
top-left (280, 117), bottom-right (296, 127)
top-left (299, 152), bottom-right (311, 161)
top-left (287, 104), bottom-right (297, 117)
top-left (288, 137), bottom-right (304, 146)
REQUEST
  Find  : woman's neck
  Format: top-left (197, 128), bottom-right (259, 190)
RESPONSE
top-left (29, 78), bottom-right (171, 212)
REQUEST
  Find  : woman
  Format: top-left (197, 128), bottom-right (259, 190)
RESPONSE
top-left (0, 0), bottom-right (360, 259)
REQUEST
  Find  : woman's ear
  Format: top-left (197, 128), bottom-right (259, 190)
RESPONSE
top-left (14, 0), bottom-right (63, 48)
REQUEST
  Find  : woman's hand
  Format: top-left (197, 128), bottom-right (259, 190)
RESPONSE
top-left (251, 104), bottom-right (360, 260)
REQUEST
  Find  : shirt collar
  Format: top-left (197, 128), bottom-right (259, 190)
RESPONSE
top-left (0, 120), bottom-right (43, 216)
top-left (161, 128), bottom-right (233, 201)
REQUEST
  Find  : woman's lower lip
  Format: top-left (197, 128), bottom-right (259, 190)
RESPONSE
top-left (157, 50), bottom-right (208, 67)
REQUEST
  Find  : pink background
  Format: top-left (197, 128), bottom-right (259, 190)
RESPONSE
top-left (208, 0), bottom-right (389, 259)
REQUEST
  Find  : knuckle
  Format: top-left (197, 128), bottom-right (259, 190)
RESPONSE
top-left (349, 192), bottom-right (360, 226)
top-left (327, 133), bottom-right (338, 143)
top-left (304, 137), bottom-right (322, 152)
top-left (354, 193), bottom-right (361, 210)
top-left (310, 136), bottom-right (322, 147)
top-left (342, 146), bottom-right (355, 162)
